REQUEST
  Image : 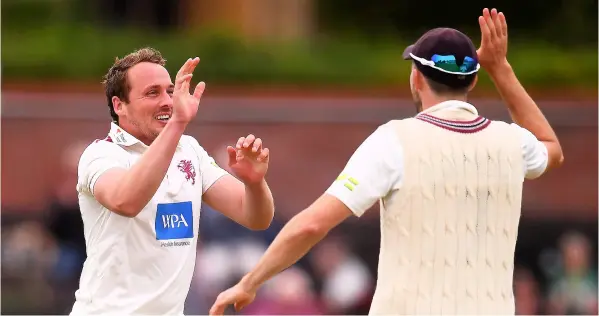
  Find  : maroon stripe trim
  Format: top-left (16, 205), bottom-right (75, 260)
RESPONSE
top-left (416, 115), bottom-right (491, 134)
top-left (419, 113), bottom-right (483, 124)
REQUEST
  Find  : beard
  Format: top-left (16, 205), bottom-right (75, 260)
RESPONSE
top-left (129, 116), bottom-right (160, 144)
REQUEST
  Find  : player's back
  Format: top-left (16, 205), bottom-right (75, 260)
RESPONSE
top-left (370, 108), bottom-right (524, 315)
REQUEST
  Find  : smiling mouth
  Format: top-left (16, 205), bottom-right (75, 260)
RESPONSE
top-left (155, 114), bottom-right (171, 122)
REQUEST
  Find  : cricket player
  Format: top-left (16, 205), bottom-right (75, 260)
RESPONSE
top-left (71, 48), bottom-right (275, 315)
top-left (209, 8), bottom-right (564, 315)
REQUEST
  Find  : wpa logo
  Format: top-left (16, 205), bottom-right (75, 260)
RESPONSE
top-left (155, 201), bottom-right (193, 240)
top-left (162, 213), bottom-right (189, 229)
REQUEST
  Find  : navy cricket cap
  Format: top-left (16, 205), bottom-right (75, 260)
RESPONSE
top-left (402, 28), bottom-right (480, 89)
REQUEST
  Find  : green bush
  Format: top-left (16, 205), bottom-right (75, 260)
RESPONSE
top-left (2, 25), bottom-right (597, 89)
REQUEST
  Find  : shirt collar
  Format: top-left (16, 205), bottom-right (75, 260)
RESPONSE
top-left (108, 122), bottom-right (184, 149)
top-left (108, 122), bottom-right (141, 147)
top-left (419, 100), bottom-right (479, 116)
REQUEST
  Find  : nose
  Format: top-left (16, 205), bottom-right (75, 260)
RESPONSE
top-left (161, 91), bottom-right (174, 107)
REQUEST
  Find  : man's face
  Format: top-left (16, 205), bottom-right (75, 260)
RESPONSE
top-left (117, 62), bottom-right (174, 144)
top-left (409, 65), bottom-right (423, 113)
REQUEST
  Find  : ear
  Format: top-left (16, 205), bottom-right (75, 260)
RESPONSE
top-left (468, 75), bottom-right (478, 92)
top-left (112, 96), bottom-right (125, 116)
top-left (413, 67), bottom-right (426, 92)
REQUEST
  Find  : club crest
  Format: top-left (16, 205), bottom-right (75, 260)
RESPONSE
top-left (177, 160), bottom-right (196, 185)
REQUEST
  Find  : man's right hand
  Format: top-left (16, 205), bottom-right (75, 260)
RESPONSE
top-left (476, 8), bottom-right (509, 75)
top-left (209, 280), bottom-right (257, 315)
top-left (171, 57), bottom-right (206, 125)
top-left (475, 8), bottom-right (564, 174)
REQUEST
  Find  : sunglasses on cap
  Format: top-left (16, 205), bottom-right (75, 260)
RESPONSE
top-left (409, 53), bottom-right (480, 75)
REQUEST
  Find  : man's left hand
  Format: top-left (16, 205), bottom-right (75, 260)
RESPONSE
top-left (227, 134), bottom-right (270, 184)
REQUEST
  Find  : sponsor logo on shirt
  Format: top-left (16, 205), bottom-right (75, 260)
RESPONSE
top-left (115, 128), bottom-right (127, 144)
top-left (155, 201), bottom-right (193, 247)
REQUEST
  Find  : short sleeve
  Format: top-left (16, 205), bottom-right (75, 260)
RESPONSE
top-left (186, 136), bottom-right (229, 193)
top-left (325, 123), bottom-right (404, 217)
top-left (77, 140), bottom-right (129, 195)
top-left (512, 124), bottom-right (549, 179)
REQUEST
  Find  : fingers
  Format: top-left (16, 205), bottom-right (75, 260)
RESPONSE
top-left (209, 290), bottom-right (249, 315)
top-left (234, 301), bottom-right (249, 312)
top-left (257, 148), bottom-right (269, 162)
top-left (498, 12), bottom-right (508, 37)
top-left (227, 146), bottom-right (237, 164)
top-left (208, 302), bottom-right (226, 316)
top-left (209, 291), bottom-right (230, 316)
top-left (175, 73), bottom-right (193, 93)
top-left (232, 135), bottom-right (268, 162)
top-left (484, 8), bottom-right (507, 39)
top-left (478, 15), bottom-right (491, 45)
top-left (243, 134), bottom-right (256, 149)
top-left (236, 137), bottom-right (245, 149)
top-left (193, 81), bottom-right (206, 100)
top-left (176, 57), bottom-right (199, 80)
top-left (236, 134), bottom-right (261, 151)
top-left (251, 138), bottom-right (262, 153)
top-left (175, 58), bottom-right (200, 95)
top-left (490, 8), bottom-right (499, 24)
top-left (175, 58), bottom-right (191, 80)
top-left (483, 8), bottom-right (498, 39)
top-left (480, 8), bottom-right (509, 53)
top-left (189, 57), bottom-right (200, 72)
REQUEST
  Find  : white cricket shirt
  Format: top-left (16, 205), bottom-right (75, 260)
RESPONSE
top-left (326, 100), bottom-right (549, 217)
top-left (71, 123), bottom-right (227, 315)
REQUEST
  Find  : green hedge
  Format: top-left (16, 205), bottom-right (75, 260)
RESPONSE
top-left (2, 25), bottom-right (597, 89)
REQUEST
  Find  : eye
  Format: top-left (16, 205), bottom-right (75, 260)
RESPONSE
top-left (167, 89), bottom-right (174, 96)
top-left (147, 90), bottom-right (158, 96)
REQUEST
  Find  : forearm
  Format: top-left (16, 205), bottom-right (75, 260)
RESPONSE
top-left (488, 61), bottom-right (564, 166)
top-left (113, 121), bottom-right (186, 214)
top-left (241, 179), bottom-right (274, 230)
top-left (241, 214), bottom-right (327, 291)
top-left (488, 62), bottom-right (556, 140)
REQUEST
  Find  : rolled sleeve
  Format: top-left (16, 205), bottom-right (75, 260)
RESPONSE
top-left (325, 123), bottom-right (403, 217)
top-left (512, 124), bottom-right (549, 179)
top-left (77, 140), bottom-right (129, 195)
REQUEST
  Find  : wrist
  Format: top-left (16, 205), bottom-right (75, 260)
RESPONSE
top-left (240, 273), bottom-right (260, 293)
top-left (244, 177), bottom-right (267, 189)
top-left (165, 119), bottom-right (188, 132)
top-left (486, 59), bottom-right (512, 79)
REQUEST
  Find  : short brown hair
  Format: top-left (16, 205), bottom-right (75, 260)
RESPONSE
top-left (424, 76), bottom-right (471, 96)
top-left (102, 47), bottom-right (166, 124)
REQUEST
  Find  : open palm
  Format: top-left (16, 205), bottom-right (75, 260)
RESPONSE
top-left (227, 134), bottom-right (270, 184)
top-left (476, 8), bottom-right (509, 72)
top-left (171, 57), bottom-right (206, 124)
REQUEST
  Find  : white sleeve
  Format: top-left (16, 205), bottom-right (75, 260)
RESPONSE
top-left (77, 141), bottom-right (129, 195)
top-left (187, 137), bottom-right (229, 193)
top-left (325, 123), bottom-right (403, 217)
top-left (512, 124), bottom-right (549, 179)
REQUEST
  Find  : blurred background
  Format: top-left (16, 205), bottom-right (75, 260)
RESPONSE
top-left (1, 0), bottom-right (597, 315)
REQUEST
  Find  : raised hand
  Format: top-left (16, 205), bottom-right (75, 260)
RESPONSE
top-left (227, 134), bottom-right (270, 184)
top-left (170, 57), bottom-right (205, 125)
top-left (477, 8), bottom-right (509, 73)
top-left (209, 282), bottom-right (256, 315)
